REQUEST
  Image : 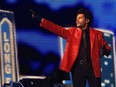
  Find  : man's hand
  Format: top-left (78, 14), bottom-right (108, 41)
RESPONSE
top-left (29, 9), bottom-right (37, 18)
top-left (29, 9), bottom-right (42, 24)
top-left (101, 45), bottom-right (110, 57)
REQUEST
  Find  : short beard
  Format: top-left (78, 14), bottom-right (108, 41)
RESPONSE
top-left (77, 26), bottom-right (82, 28)
top-left (77, 23), bottom-right (88, 29)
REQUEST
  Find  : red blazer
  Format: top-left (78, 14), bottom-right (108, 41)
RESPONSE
top-left (40, 18), bottom-right (111, 78)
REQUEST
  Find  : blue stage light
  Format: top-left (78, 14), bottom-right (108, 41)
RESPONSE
top-left (6, 0), bottom-right (17, 4)
top-left (33, 0), bottom-right (79, 10)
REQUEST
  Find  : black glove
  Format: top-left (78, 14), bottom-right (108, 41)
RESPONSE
top-left (101, 45), bottom-right (110, 57)
top-left (29, 9), bottom-right (42, 24)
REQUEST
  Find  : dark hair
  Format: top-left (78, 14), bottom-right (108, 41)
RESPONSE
top-left (77, 8), bottom-right (93, 26)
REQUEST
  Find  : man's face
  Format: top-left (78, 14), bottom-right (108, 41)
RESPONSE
top-left (76, 14), bottom-right (89, 29)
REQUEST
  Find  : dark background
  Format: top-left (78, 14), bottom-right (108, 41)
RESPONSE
top-left (0, 0), bottom-right (116, 76)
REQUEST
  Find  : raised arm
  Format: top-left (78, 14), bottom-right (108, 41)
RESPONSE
top-left (30, 9), bottom-right (69, 39)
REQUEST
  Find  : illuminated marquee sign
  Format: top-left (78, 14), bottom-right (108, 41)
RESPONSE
top-left (0, 10), bottom-right (19, 86)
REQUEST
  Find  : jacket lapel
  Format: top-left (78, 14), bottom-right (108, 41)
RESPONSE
top-left (77, 28), bottom-right (82, 39)
top-left (90, 28), bottom-right (96, 53)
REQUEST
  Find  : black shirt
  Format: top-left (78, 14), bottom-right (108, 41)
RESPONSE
top-left (75, 27), bottom-right (91, 65)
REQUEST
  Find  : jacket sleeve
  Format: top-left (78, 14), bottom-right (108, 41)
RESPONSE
top-left (98, 32), bottom-right (111, 57)
top-left (40, 18), bottom-right (69, 39)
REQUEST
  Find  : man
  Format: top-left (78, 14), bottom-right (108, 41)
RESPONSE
top-left (31, 8), bottom-right (111, 87)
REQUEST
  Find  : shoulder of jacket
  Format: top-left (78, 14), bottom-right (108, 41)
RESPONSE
top-left (69, 27), bottom-right (81, 30)
top-left (64, 27), bottom-right (75, 30)
top-left (90, 27), bottom-right (102, 34)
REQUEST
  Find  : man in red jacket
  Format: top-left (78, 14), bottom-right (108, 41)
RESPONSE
top-left (31, 8), bottom-right (111, 87)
